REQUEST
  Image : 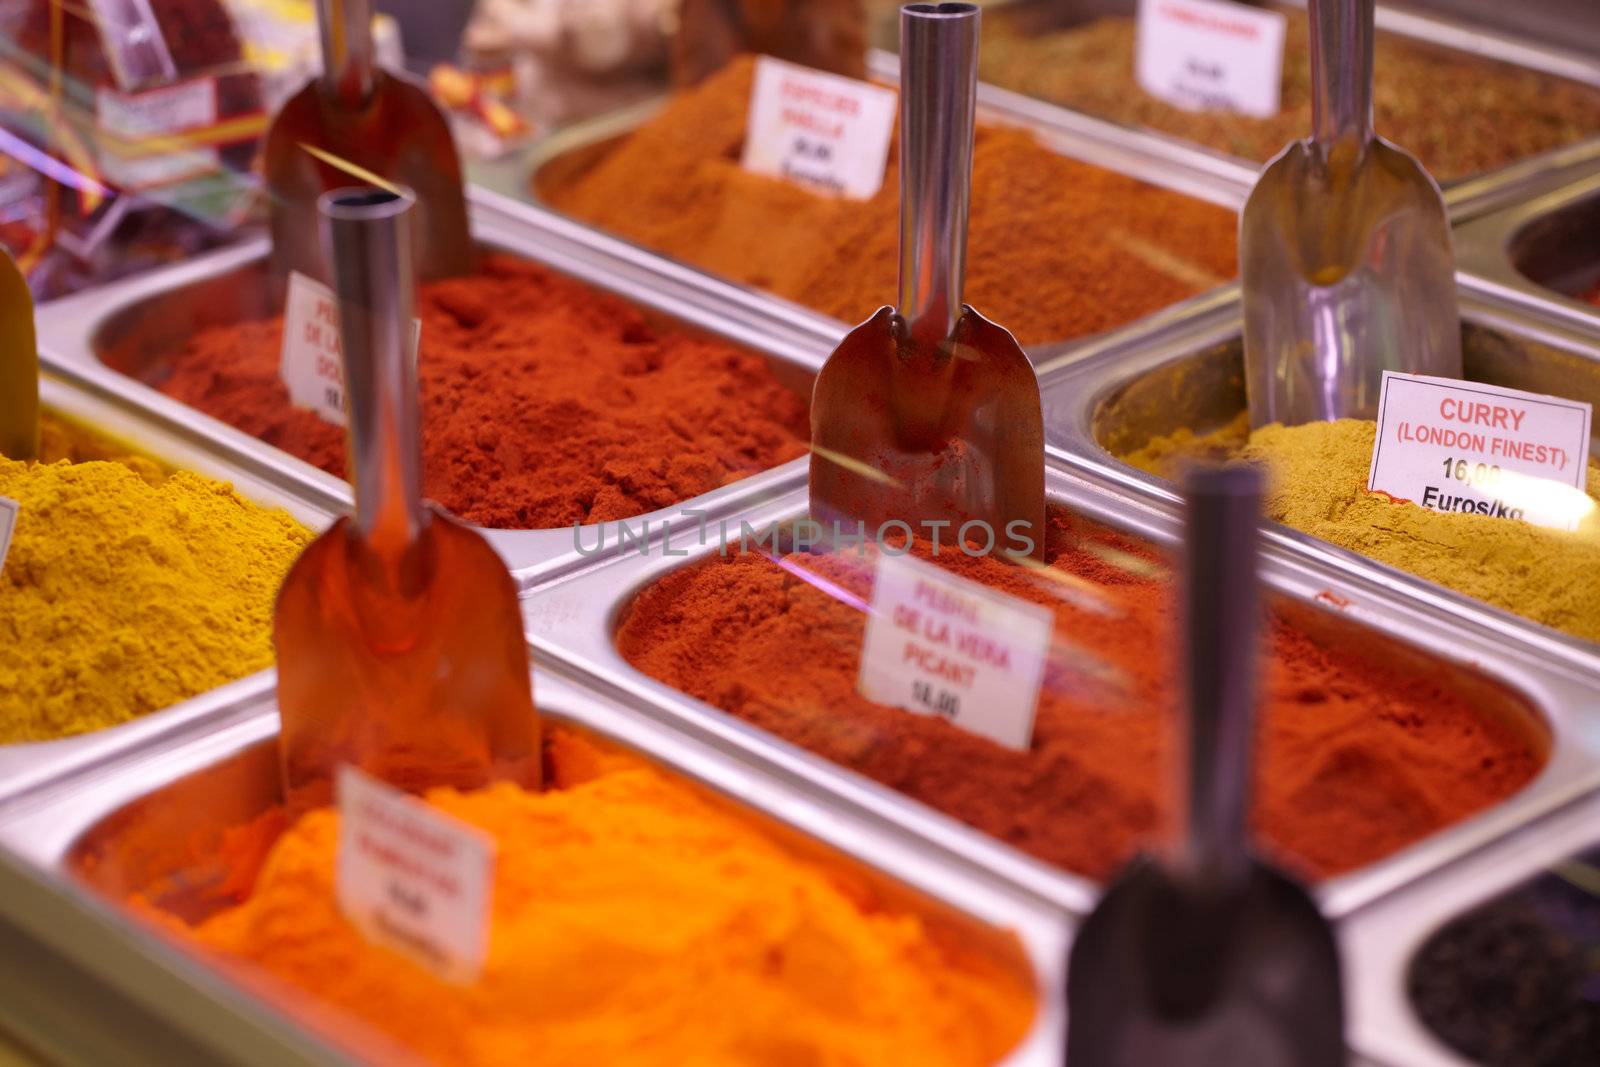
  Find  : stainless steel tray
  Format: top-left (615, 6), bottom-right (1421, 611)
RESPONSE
top-left (1457, 165), bottom-right (1600, 338)
top-left (33, 190), bottom-right (832, 590)
top-left (518, 466), bottom-right (1600, 924)
top-left (1343, 775), bottom-right (1600, 1067)
top-left (1036, 285), bottom-right (1600, 676)
top-left (481, 78), bottom-right (1250, 363)
top-left (0, 372), bottom-right (338, 815)
top-left (0, 671), bottom-right (1068, 1067)
top-left (887, 0), bottom-right (1600, 222)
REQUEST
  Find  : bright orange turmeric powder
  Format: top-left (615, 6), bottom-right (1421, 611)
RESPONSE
top-left (172, 729), bottom-right (1034, 1066)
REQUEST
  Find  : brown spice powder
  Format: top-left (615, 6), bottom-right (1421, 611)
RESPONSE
top-left (979, 13), bottom-right (1600, 183)
top-left (547, 56), bottom-right (1240, 346)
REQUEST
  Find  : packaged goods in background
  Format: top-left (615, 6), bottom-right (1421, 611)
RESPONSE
top-left (1408, 845), bottom-right (1600, 1066)
top-left (0, 447), bottom-right (310, 743)
top-left (5, 0), bottom-right (267, 297)
top-left (1121, 418), bottom-right (1600, 643)
top-left (545, 56), bottom-right (1239, 347)
top-left (145, 727), bottom-right (1035, 1067)
top-left (615, 509), bottom-right (1542, 881)
top-left (154, 255), bottom-right (810, 528)
top-left (977, 11), bottom-right (1600, 183)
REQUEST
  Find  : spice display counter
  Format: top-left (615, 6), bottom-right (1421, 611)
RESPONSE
top-left (518, 469), bottom-right (1600, 922)
top-left (33, 193), bottom-right (833, 589)
top-left (864, 0), bottom-right (1600, 220)
top-left (497, 56), bottom-right (1247, 355)
top-left (1036, 284), bottom-right (1600, 669)
top-left (0, 372), bottom-right (334, 813)
top-left (0, 672), bottom-right (1068, 1067)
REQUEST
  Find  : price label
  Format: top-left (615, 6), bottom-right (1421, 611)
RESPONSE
top-left (280, 271), bottom-right (349, 426)
top-left (741, 56), bottom-right (897, 200)
top-left (337, 765), bottom-right (495, 984)
top-left (858, 552), bottom-right (1052, 750)
top-left (1135, 0), bottom-right (1287, 119)
top-left (96, 79), bottom-right (218, 138)
top-left (1368, 372), bottom-right (1594, 531)
top-left (0, 496), bottom-right (17, 574)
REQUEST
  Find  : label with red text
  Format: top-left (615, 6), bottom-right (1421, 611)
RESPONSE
top-left (1135, 0), bottom-right (1287, 118)
top-left (280, 271), bottom-right (349, 426)
top-left (1368, 372), bottom-right (1594, 531)
top-left (337, 765), bottom-right (495, 984)
top-left (741, 56), bottom-right (897, 199)
top-left (858, 552), bottom-right (1052, 750)
top-left (0, 496), bottom-right (17, 574)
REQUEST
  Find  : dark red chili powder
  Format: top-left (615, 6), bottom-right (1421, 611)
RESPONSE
top-left (155, 255), bottom-right (811, 528)
top-left (615, 509), bottom-right (1542, 881)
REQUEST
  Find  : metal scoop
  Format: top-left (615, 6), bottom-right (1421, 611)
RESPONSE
top-left (0, 247), bottom-right (37, 461)
top-left (1065, 465), bottom-right (1345, 1067)
top-left (810, 2), bottom-right (1044, 555)
top-left (262, 0), bottom-right (474, 287)
top-left (1240, 0), bottom-right (1460, 427)
top-left (274, 187), bottom-right (538, 807)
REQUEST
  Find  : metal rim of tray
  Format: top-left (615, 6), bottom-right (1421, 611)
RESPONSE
top-left (1456, 164), bottom-right (1600, 337)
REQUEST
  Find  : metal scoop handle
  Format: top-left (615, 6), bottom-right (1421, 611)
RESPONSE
top-left (1310, 0), bottom-right (1374, 147)
top-left (1178, 465), bottom-right (1263, 888)
top-left (322, 186), bottom-right (425, 551)
top-left (898, 3), bottom-right (979, 348)
top-left (317, 0), bottom-right (376, 107)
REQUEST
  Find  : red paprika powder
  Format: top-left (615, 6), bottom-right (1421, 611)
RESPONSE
top-left (155, 255), bottom-right (811, 528)
top-left (615, 509), bottom-right (1543, 881)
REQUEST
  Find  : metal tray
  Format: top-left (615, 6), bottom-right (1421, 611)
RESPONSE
top-left (1342, 774), bottom-right (1600, 1067)
top-left (518, 465), bottom-right (1600, 924)
top-left (488, 79), bottom-right (1250, 363)
top-left (33, 190), bottom-right (833, 590)
top-left (0, 671), bottom-right (1068, 1067)
top-left (1036, 285), bottom-right (1600, 675)
top-left (0, 372), bottom-right (338, 815)
top-left (1457, 166), bottom-right (1600, 338)
top-left (885, 0), bottom-right (1600, 222)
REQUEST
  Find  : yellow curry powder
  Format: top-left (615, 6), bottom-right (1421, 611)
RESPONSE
top-left (175, 728), bottom-right (1035, 1067)
top-left (1122, 417), bottom-right (1600, 643)
top-left (0, 456), bottom-right (311, 743)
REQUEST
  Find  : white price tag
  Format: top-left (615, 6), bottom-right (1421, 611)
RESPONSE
top-left (859, 553), bottom-right (1052, 750)
top-left (1369, 373), bottom-right (1594, 531)
top-left (1135, 0), bottom-right (1287, 119)
top-left (280, 271), bottom-right (349, 426)
top-left (0, 496), bottom-right (17, 574)
top-left (337, 765), bottom-right (495, 984)
top-left (741, 56), bottom-right (897, 200)
top-left (96, 79), bottom-right (218, 138)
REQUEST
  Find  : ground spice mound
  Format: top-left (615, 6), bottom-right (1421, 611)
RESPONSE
top-left (1408, 845), bottom-right (1600, 1066)
top-left (1123, 417), bottom-right (1600, 644)
top-left (162, 728), bottom-right (1034, 1067)
top-left (615, 510), bottom-right (1540, 881)
top-left (1582, 279), bottom-right (1600, 308)
top-left (155, 255), bottom-right (810, 528)
top-left (0, 457), bottom-right (310, 743)
top-left (546, 56), bottom-right (1239, 346)
top-left (980, 13), bottom-right (1600, 182)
